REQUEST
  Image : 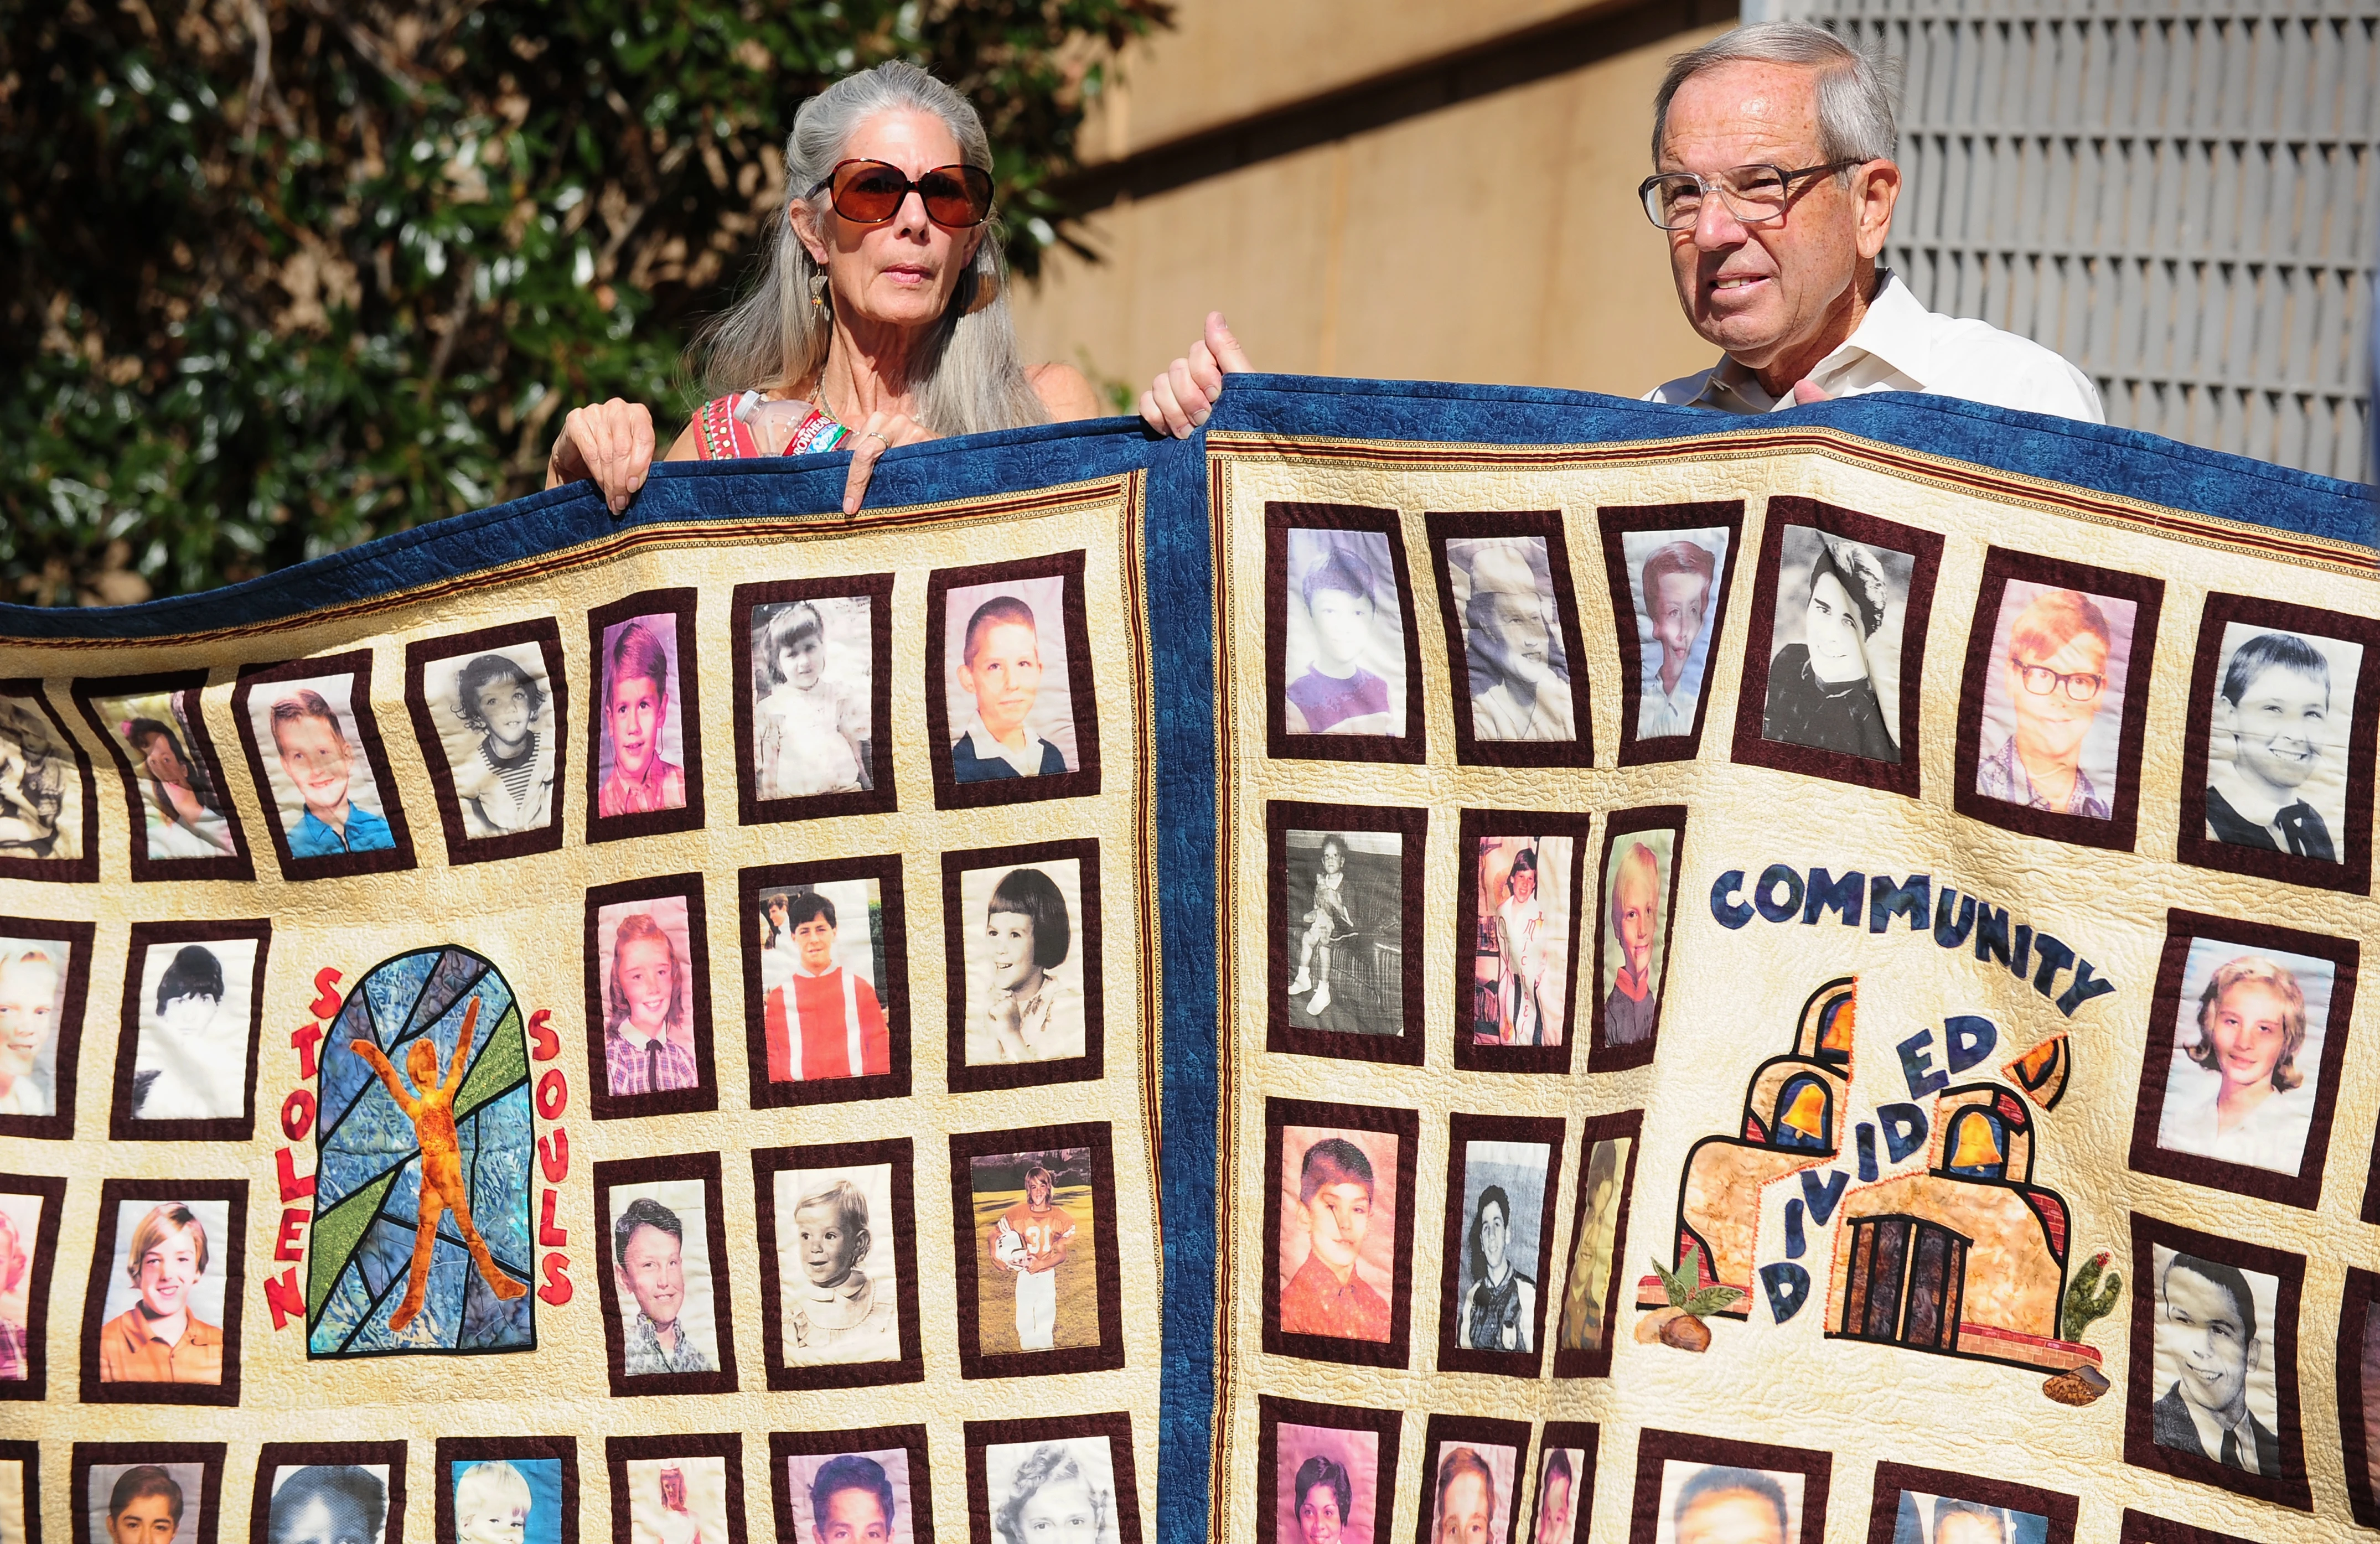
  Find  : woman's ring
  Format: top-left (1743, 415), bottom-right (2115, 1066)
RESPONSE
top-left (861, 429), bottom-right (892, 449)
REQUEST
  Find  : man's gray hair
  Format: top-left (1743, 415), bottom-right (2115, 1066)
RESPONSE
top-left (693, 61), bottom-right (1046, 437)
top-left (1651, 21), bottom-right (1903, 168)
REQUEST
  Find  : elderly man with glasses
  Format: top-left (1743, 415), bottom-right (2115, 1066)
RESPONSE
top-left (1642, 22), bottom-right (2102, 419)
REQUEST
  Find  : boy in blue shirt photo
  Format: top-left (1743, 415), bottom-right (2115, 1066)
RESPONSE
top-left (271, 690), bottom-right (394, 857)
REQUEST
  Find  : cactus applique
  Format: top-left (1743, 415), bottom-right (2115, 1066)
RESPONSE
top-left (2062, 1250), bottom-right (2122, 1342)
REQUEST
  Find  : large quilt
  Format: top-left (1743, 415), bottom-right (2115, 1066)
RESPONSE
top-left (0, 377), bottom-right (2373, 1544)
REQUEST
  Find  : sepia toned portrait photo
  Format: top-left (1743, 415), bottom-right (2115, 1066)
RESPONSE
top-left (588, 888), bottom-right (711, 1109)
top-left (1432, 522), bottom-right (1584, 753)
top-left (1281, 527), bottom-right (1407, 741)
top-left (950, 844), bottom-right (1101, 1086)
top-left (0, 930), bottom-right (84, 1124)
top-left (2201, 623), bottom-right (2361, 862)
top-left (614, 1455), bottom-right (731, 1544)
top-left (235, 666), bottom-right (405, 867)
top-left (84, 1459), bottom-right (211, 1544)
top-left (1593, 821), bottom-right (1679, 1064)
top-left (772, 1160), bottom-right (902, 1371)
top-left (934, 561), bottom-right (1093, 797)
top-left (595, 610), bottom-right (691, 820)
top-left (114, 927), bottom-right (267, 1137)
top-left (757, 877), bottom-right (891, 1086)
top-left (1440, 1119), bottom-right (1561, 1374)
top-left (0, 686), bottom-right (90, 877)
top-left (1623, 527), bottom-right (1731, 743)
top-left (1467, 832), bottom-right (1577, 1053)
top-left (2151, 941), bottom-right (2336, 1181)
top-left (1972, 581), bottom-right (2140, 822)
top-left (593, 1159), bottom-right (735, 1396)
top-left (80, 683), bottom-right (244, 869)
top-left (1554, 1127), bottom-right (1637, 1370)
top-left (782, 1447), bottom-right (920, 1544)
top-left (1761, 525), bottom-right (1913, 766)
top-left (411, 633), bottom-right (563, 848)
top-left (1271, 1118), bottom-right (1405, 1355)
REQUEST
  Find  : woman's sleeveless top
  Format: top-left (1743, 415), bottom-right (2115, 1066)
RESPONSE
top-left (695, 391), bottom-right (850, 459)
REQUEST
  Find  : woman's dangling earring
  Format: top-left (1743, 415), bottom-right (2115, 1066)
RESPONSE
top-left (809, 272), bottom-right (829, 309)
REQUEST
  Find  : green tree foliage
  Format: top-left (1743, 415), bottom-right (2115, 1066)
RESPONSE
top-left (0, 0), bottom-right (1165, 604)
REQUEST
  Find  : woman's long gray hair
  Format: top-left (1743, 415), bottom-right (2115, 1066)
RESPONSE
top-left (694, 62), bottom-right (1047, 436)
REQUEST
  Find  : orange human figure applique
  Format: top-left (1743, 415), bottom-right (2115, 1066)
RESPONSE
top-left (348, 998), bottom-right (529, 1331)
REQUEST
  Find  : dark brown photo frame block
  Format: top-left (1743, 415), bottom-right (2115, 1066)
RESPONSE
top-left (0, 917), bottom-right (95, 1142)
top-left (924, 550), bottom-right (1102, 811)
top-left (1585, 806), bottom-right (1688, 1075)
top-left (1266, 800), bottom-right (1428, 1068)
top-left (1598, 501), bottom-right (1748, 766)
top-left (730, 574), bottom-right (898, 826)
top-left (78, 1177), bottom-right (247, 1407)
top-left (0, 1438), bottom-right (36, 1544)
top-left (941, 837), bottom-right (1105, 1096)
top-left (402, 618), bottom-right (571, 866)
top-left (1451, 809), bottom-right (1592, 1075)
top-left (0, 680), bottom-right (99, 884)
top-left (2118, 1510), bottom-right (2263, 1544)
top-left (229, 651), bottom-right (418, 881)
top-left (590, 1151), bottom-right (739, 1398)
top-left (2124, 908), bottom-right (2357, 1211)
top-left (1950, 546), bottom-right (2165, 854)
top-left (584, 588), bottom-right (706, 844)
top-left (1865, 1462), bottom-right (2078, 1544)
top-left (1410, 1414), bottom-right (1529, 1544)
top-left (963, 1412), bottom-right (1139, 1544)
top-left (1730, 496), bottom-right (1943, 800)
top-left (769, 1426), bottom-right (933, 1544)
top-left (73, 1443), bottom-right (225, 1544)
top-left (604, 1433), bottom-right (746, 1544)
top-left (1255, 1396), bottom-right (1403, 1544)
top-left (738, 854), bottom-right (912, 1111)
top-left (751, 1138), bottom-right (925, 1392)
top-left (2122, 1211), bottom-right (2312, 1511)
top-left (1265, 502), bottom-right (1427, 765)
top-left (2335, 1267), bottom-right (2380, 1527)
top-left (581, 873), bottom-right (719, 1121)
top-left (1262, 1097), bottom-right (1421, 1371)
top-left (1437, 1112), bottom-right (1564, 1379)
top-left (1527, 1424), bottom-right (1598, 1544)
top-left (1626, 1429), bottom-right (1831, 1544)
top-left (947, 1120), bottom-right (1125, 1380)
top-left (0, 1172), bottom-right (66, 1399)
top-left (109, 918), bottom-right (271, 1143)
top-left (434, 1438), bottom-right (578, 1544)
top-left (2175, 591), bottom-right (2380, 894)
top-left (251, 1441), bottom-right (410, 1544)
top-left (71, 670), bottom-right (253, 884)
top-left (1551, 1110), bottom-right (1645, 1380)
top-left (1423, 510), bottom-right (1593, 768)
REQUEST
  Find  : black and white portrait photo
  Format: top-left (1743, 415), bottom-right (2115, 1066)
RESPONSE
top-left (1761, 526), bottom-right (1912, 765)
top-left (1441, 536), bottom-right (1577, 744)
top-left (979, 1434), bottom-right (1129, 1544)
top-left (2202, 624), bottom-right (2361, 862)
top-left (771, 1161), bottom-right (902, 1370)
top-left (751, 597), bottom-right (873, 801)
top-left (422, 644), bottom-right (560, 840)
top-left (121, 934), bottom-right (262, 1130)
top-left (0, 689), bottom-right (86, 872)
top-left (1440, 1120), bottom-right (1559, 1374)
top-left (956, 855), bottom-right (1092, 1072)
top-left (1281, 829), bottom-right (1403, 1038)
top-left (261, 1462), bottom-right (395, 1544)
top-left (2148, 1244), bottom-right (2285, 1478)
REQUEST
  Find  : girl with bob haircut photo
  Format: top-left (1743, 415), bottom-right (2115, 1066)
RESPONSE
top-left (449, 652), bottom-right (555, 836)
top-left (971, 867), bottom-right (1083, 1064)
top-left (754, 600), bottom-right (868, 799)
top-left (599, 621), bottom-right (686, 817)
top-left (1763, 533), bottom-right (1898, 764)
top-left (2156, 953), bottom-right (2318, 1175)
top-left (604, 911), bottom-right (699, 1096)
top-left (993, 1442), bottom-right (1115, 1544)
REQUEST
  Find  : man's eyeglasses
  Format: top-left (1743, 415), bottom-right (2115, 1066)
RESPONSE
top-left (810, 159), bottom-right (996, 228)
top-left (2011, 661), bottom-right (2107, 702)
top-left (1638, 160), bottom-right (1862, 230)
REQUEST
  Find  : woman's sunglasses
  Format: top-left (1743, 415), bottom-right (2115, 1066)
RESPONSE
top-left (812, 159), bottom-right (995, 227)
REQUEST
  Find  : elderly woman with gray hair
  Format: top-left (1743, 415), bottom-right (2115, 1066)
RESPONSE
top-left (549, 63), bottom-right (1212, 515)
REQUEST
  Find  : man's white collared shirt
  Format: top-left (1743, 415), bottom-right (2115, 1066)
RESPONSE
top-left (1646, 270), bottom-right (2105, 423)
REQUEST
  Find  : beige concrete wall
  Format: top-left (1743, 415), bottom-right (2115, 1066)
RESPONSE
top-left (1014, 21), bottom-right (1732, 404)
